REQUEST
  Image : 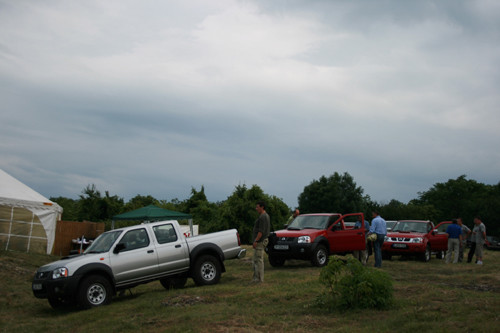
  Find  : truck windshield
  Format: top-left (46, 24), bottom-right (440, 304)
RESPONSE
top-left (288, 215), bottom-right (329, 230)
top-left (84, 230), bottom-right (123, 253)
top-left (392, 222), bottom-right (427, 233)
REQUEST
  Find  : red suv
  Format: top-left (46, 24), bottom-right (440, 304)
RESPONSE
top-left (382, 220), bottom-right (450, 262)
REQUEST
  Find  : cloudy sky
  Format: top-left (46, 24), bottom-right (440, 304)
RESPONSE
top-left (1, 0), bottom-right (499, 209)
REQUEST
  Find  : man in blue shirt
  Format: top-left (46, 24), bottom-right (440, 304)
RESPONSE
top-left (369, 211), bottom-right (387, 268)
top-left (445, 219), bottom-right (463, 264)
top-left (353, 216), bottom-right (370, 265)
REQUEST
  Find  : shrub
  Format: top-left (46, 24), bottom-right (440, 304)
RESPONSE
top-left (317, 256), bottom-right (394, 311)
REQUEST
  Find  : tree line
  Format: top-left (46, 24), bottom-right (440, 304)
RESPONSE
top-left (51, 173), bottom-right (500, 243)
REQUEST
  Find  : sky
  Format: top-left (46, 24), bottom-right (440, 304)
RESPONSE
top-left (1, 0), bottom-right (499, 209)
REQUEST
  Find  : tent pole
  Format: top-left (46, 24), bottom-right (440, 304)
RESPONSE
top-left (111, 220), bottom-right (115, 230)
top-left (189, 219), bottom-right (193, 236)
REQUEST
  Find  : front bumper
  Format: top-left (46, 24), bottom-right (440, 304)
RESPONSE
top-left (266, 241), bottom-right (317, 260)
top-left (382, 242), bottom-right (426, 255)
top-left (32, 272), bottom-right (80, 300)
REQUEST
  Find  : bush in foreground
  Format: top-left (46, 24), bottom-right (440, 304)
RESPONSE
top-left (317, 256), bottom-right (394, 311)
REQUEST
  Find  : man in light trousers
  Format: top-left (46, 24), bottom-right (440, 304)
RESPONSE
top-left (252, 201), bottom-right (270, 283)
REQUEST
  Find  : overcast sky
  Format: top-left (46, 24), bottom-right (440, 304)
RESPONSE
top-left (1, 0), bottom-right (499, 209)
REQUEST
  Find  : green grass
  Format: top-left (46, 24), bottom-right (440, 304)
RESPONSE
top-left (1, 247), bottom-right (499, 332)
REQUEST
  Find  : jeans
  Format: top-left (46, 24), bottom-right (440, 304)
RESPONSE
top-left (446, 238), bottom-right (460, 263)
top-left (373, 234), bottom-right (385, 268)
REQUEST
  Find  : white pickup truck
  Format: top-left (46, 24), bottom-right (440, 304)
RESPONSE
top-left (32, 220), bottom-right (246, 309)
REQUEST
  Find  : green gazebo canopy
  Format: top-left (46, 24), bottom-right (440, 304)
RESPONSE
top-left (113, 205), bottom-right (192, 221)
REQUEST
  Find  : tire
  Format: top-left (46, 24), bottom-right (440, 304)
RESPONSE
top-left (421, 245), bottom-right (431, 262)
top-left (436, 250), bottom-right (445, 259)
top-left (268, 255), bottom-right (285, 267)
top-left (78, 275), bottom-right (112, 309)
top-left (160, 276), bottom-right (187, 290)
top-left (311, 245), bottom-right (329, 267)
top-left (192, 255), bottom-right (221, 286)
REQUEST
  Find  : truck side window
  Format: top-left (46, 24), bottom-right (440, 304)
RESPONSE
top-left (122, 228), bottom-right (150, 251)
top-left (153, 224), bottom-right (178, 244)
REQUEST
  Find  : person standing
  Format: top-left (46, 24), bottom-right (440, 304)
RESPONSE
top-left (472, 216), bottom-right (487, 265)
top-left (252, 201), bottom-right (271, 283)
top-left (353, 216), bottom-right (370, 265)
top-left (445, 219), bottom-right (462, 264)
top-left (457, 218), bottom-right (471, 262)
top-left (369, 211), bottom-right (386, 268)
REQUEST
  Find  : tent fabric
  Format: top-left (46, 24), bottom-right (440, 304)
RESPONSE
top-left (0, 169), bottom-right (63, 254)
top-left (113, 205), bottom-right (192, 221)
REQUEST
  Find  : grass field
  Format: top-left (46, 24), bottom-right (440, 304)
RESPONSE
top-left (1, 247), bottom-right (499, 333)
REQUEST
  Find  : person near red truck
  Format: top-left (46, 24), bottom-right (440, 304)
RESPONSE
top-left (457, 218), bottom-right (471, 262)
top-left (471, 216), bottom-right (487, 265)
top-left (369, 211), bottom-right (386, 268)
top-left (445, 219), bottom-right (463, 264)
top-left (353, 215), bottom-right (370, 265)
top-left (252, 201), bottom-right (271, 283)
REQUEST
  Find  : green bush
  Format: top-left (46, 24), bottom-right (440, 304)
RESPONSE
top-left (317, 256), bottom-right (394, 311)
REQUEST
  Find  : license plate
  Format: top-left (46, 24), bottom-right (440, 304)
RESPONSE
top-left (32, 283), bottom-right (43, 290)
top-left (274, 245), bottom-right (289, 250)
top-left (392, 244), bottom-right (408, 249)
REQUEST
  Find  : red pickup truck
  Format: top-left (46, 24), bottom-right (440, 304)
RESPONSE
top-left (266, 213), bottom-right (366, 267)
top-left (382, 220), bottom-right (450, 262)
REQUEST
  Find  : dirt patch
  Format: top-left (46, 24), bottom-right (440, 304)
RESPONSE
top-left (162, 295), bottom-right (208, 307)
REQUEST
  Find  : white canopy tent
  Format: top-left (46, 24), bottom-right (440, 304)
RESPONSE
top-left (0, 169), bottom-right (63, 254)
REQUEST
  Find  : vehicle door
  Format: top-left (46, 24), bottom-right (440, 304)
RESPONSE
top-left (110, 227), bottom-right (159, 284)
top-left (429, 221), bottom-right (450, 251)
top-left (152, 223), bottom-right (190, 274)
top-left (326, 213), bottom-right (366, 253)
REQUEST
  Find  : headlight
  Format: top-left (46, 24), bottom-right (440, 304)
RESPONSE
top-left (411, 238), bottom-right (423, 243)
top-left (384, 236), bottom-right (389, 242)
top-left (52, 267), bottom-right (68, 279)
top-left (297, 236), bottom-right (311, 243)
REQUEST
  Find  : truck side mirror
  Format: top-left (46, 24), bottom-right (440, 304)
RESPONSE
top-left (113, 243), bottom-right (126, 254)
top-left (332, 224), bottom-right (342, 231)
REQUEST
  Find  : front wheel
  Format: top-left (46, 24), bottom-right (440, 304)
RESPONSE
top-left (192, 255), bottom-right (221, 286)
top-left (78, 275), bottom-right (112, 309)
top-left (421, 245), bottom-right (431, 262)
top-left (311, 245), bottom-right (329, 267)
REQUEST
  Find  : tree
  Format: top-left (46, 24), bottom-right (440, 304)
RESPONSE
top-left (50, 196), bottom-right (78, 221)
top-left (77, 184), bottom-right (123, 222)
top-left (298, 172), bottom-right (366, 214)
top-left (212, 184), bottom-right (290, 243)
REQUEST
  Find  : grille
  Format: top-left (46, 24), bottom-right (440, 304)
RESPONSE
top-left (35, 271), bottom-right (50, 279)
top-left (387, 237), bottom-right (412, 242)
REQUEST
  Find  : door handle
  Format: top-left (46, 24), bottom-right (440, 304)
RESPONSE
top-left (147, 250), bottom-right (154, 253)
top-left (175, 244), bottom-right (181, 248)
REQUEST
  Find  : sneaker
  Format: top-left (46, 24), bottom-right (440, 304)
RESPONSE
top-left (477, 261), bottom-right (483, 265)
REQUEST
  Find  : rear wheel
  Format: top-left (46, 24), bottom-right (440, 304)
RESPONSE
top-left (311, 245), bottom-right (329, 267)
top-left (192, 255), bottom-right (221, 286)
top-left (78, 275), bottom-right (112, 309)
